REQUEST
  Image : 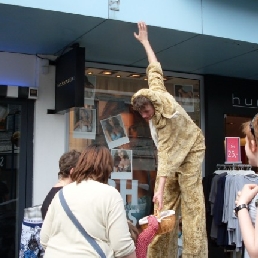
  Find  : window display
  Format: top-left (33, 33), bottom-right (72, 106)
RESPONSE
top-left (68, 68), bottom-right (201, 226)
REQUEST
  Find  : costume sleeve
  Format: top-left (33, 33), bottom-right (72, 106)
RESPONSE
top-left (156, 115), bottom-right (194, 177)
top-left (107, 195), bottom-right (135, 257)
top-left (40, 198), bottom-right (55, 250)
top-left (136, 216), bottom-right (158, 258)
top-left (147, 62), bottom-right (167, 93)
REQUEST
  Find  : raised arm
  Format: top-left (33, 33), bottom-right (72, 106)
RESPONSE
top-left (134, 22), bottom-right (166, 93)
top-left (134, 22), bottom-right (157, 64)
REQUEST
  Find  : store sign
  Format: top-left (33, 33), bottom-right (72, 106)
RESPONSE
top-left (232, 93), bottom-right (258, 109)
top-left (225, 137), bottom-right (241, 164)
top-left (55, 47), bottom-right (85, 113)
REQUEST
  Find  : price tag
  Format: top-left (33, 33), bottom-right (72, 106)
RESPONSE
top-left (225, 137), bottom-right (241, 164)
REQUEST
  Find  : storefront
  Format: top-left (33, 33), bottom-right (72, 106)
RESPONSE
top-left (0, 51), bottom-right (203, 256)
top-left (204, 74), bottom-right (258, 258)
top-left (66, 62), bottom-right (204, 227)
top-left (205, 75), bottom-right (258, 173)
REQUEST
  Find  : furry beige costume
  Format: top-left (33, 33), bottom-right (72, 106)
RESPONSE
top-left (131, 62), bottom-right (208, 258)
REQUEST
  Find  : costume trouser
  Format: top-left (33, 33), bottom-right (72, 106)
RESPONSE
top-left (148, 135), bottom-right (208, 258)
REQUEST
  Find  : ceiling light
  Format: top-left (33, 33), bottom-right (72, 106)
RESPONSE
top-left (87, 71), bottom-right (93, 75)
top-left (102, 71), bottom-right (112, 75)
top-left (128, 74), bottom-right (143, 78)
top-left (116, 75), bottom-right (121, 78)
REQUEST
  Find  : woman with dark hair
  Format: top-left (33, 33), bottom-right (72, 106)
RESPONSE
top-left (117, 150), bottom-right (131, 172)
top-left (41, 150), bottom-right (81, 220)
top-left (40, 144), bottom-right (136, 258)
top-left (104, 116), bottom-right (125, 142)
top-left (74, 109), bottom-right (92, 132)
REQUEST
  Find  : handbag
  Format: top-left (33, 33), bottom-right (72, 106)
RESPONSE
top-left (59, 189), bottom-right (106, 258)
top-left (139, 209), bottom-right (175, 235)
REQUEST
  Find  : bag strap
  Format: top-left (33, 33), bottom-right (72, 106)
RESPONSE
top-left (59, 189), bottom-right (106, 258)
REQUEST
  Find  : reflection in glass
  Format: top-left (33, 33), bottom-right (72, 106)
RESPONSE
top-left (0, 104), bottom-right (21, 257)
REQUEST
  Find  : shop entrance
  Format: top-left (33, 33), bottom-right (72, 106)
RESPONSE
top-left (0, 99), bottom-right (34, 257)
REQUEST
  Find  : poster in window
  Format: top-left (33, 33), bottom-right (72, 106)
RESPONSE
top-left (73, 108), bottom-right (96, 139)
top-left (84, 75), bottom-right (96, 106)
top-left (100, 114), bottom-right (129, 149)
top-left (0, 105), bottom-right (8, 131)
top-left (174, 85), bottom-right (194, 112)
top-left (111, 149), bottom-right (133, 180)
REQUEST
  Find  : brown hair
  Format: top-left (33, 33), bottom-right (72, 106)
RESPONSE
top-left (58, 150), bottom-right (81, 179)
top-left (127, 220), bottom-right (139, 245)
top-left (242, 114), bottom-right (258, 146)
top-left (132, 95), bottom-right (153, 112)
top-left (71, 144), bottom-right (113, 184)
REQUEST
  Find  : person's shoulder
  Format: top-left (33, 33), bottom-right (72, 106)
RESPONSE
top-left (77, 180), bottom-right (117, 191)
top-left (95, 181), bottom-right (122, 198)
top-left (63, 181), bottom-right (83, 194)
top-left (50, 186), bottom-right (63, 194)
top-left (42, 187), bottom-right (61, 201)
top-left (95, 181), bottom-right (118, 192)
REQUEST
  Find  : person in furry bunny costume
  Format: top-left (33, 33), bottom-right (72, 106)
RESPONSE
top-left (131, 22), bottom-right (208, 258)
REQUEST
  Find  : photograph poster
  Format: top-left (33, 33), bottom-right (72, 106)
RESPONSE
top-left (84, 75), bottom-right (96, 106)
top-left (174, 84), bottom-right (194, 113)
top-left (111, 149), bottom-right (133, 180)
top-left (73, 108), bottom-right (96, 139)
top-left (100, 114), bottom-right (129, 149)
top-left (0, 104), bottom-right (8, 131)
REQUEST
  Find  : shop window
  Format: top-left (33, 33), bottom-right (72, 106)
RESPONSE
top-left (68, 67), bottom-right (201, 226)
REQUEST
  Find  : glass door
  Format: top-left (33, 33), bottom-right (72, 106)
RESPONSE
top-left (0, 103), bottom-right (21, 257)
top-left (0, 99), bottom-right (33, 257)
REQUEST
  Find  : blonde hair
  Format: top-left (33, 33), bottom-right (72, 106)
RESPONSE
top-left (127, 220), bottom-right (139, 245)
top-left (242, 114), bottom-right (258, 147)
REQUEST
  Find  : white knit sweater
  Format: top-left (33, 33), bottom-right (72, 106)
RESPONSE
top-left (40, 180), bottom-right (135, 257)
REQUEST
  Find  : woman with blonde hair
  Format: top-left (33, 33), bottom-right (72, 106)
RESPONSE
top-left (40, 144), bottom-right (136, 258)
top-left (235, 114), bottom-right (258, 258)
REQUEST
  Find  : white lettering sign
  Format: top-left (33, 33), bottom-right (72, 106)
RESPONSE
top-left (232, 93), bottom-right (258, 109)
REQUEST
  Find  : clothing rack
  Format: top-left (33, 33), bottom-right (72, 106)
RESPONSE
top-left (216, 164), bottom-right (252, 170)
top-left (215, 163), bottom-right (253, 258)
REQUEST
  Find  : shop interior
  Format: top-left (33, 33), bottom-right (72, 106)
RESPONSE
top-left (207, 114), bottom-right (255, 258)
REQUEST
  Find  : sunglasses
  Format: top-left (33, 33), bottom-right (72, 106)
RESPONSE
top-left (249, 114), bottom-right (258, 141)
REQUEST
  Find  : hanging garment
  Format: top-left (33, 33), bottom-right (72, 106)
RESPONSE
top-left (208, 166), bottom-right (257, 255)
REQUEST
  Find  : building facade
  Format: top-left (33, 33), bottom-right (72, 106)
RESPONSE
top-left (0, 0), bottom-right (258, 257)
